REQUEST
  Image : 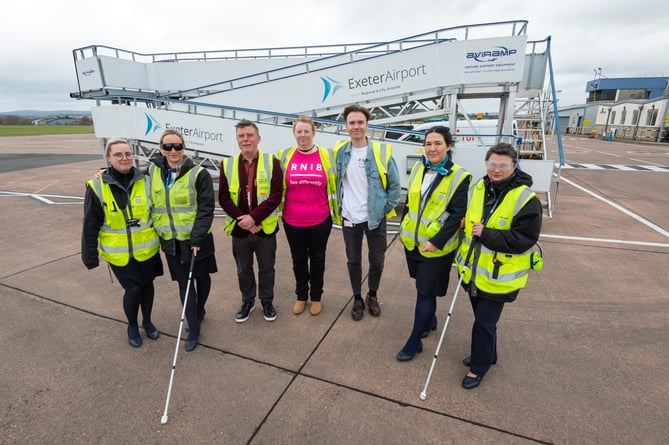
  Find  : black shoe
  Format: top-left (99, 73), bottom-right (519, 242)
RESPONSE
top-left (142, 320), bottom-right (160, 340)
top-left (351, 299), bottom-right (365, 321)
top-left (235, 301), bottom-right (255, 323)
top-left (262, 302), bottom-right (277, 321)
top-left (365, 293), bottom-right (381, 317)
top-left (421, 316), bottom-right (438, 338)
top-left (396, 341), bottom-right (423, 362)
top-left (462, 373), bottom-right (482, 389)
top-left (462, 356), bottom-right (497, 367)
top-left (127, 326), bottom-right (142, 348)
top-left (185, 336), bottom-right (198, 352)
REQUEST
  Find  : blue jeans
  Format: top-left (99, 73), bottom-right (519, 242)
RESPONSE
top-left (342, 218), bottom-right (387, 296)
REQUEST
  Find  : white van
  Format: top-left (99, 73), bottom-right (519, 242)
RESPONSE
top-left (397, 119), bottom-right (518, 147)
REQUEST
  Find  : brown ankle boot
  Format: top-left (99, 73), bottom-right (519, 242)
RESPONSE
top-left (309, 301), bottom-right (321, 316)
top-left (293, 300), bottom-right (306, 315)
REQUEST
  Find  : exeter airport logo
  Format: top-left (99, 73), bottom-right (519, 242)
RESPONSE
top-left (144, 113), bottom-right (162, 136)
top-left (320, 76), bottom-right (343, 103)
top-left (466, 46), bottom-right (518, 63)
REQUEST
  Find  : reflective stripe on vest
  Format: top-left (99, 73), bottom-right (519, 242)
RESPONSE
top-left (277, 146), bottom-right (341, 224)
top-left (399, 164), bottom-right (470, 257)
top-left (455, 181), bottom-right (536, 294)
top-left (333, 139), bottom-right (396, 218)
top-left (88, 177), bottom-right (159, 267)
top-left (222, 152), bottom-right (278, 234)
top-left (149, 164), bottom-right (203, 241)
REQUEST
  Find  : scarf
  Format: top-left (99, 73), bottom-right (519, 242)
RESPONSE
top-left (422, 153), bottom-right (450, 176)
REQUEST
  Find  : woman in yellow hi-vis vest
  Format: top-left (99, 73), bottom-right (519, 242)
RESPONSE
top-left (456, 143), bottom-right (543, 389)
top-left (149, 129), bottom-right (217, 352)
top-left (82, 138), bottom-right (163, 348)
top-left (278, 116), bottom-right (340, 317)
top-left (396, 126), bottom-right (471, 361)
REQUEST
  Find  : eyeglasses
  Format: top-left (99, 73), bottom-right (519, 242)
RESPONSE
top-left (486, 161), bottom-right (514, 171)
top-left (111, 152), bottom-right (133, 160)
top-left (162, 143), bottom-right (184, 151)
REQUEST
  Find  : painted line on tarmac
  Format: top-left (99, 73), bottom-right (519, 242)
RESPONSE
top-left (0, 190), bottom-right (84, 204)
top-left (559, 176), bottom-right (669, 239)
top-left (541, 233), bottom-right (669, 248)
top-left (629, 157), bottom-right (665, 167)
top-left (560, 163), bottom-right (669, 172)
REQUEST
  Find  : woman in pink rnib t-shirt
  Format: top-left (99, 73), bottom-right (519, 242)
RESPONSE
top-left (278, 116), bottom-right (338, 316)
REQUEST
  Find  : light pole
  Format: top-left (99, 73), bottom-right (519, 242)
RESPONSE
top-left (603, 107), bottom-right (612, 137)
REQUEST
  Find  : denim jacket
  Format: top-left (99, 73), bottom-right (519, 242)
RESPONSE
top-left (335, 139), bottom-right (401, 230)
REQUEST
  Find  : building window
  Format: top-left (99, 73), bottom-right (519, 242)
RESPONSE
top-left (620, 109), bottom-right (627, 125)
top-left (646, 108), bottom-right (658, 126)
top-left (632, 110), bottom-right (640, 126)
top-left (610, 111), bottom-right (616, 124)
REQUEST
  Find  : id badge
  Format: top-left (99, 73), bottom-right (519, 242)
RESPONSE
top-left (343, 219), bottom-right (354, 228)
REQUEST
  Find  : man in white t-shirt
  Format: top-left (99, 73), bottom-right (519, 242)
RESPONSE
top-left (334, 104), bottom-right (401, 320)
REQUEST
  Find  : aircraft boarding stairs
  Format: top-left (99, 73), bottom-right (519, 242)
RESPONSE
top-left (71, 20), bottom-right (562, 216)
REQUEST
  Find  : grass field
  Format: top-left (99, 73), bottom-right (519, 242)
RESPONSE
top-left (0, 126), bottom-right (94, 136)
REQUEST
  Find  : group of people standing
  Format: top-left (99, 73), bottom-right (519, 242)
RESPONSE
top-left (82, 104), bottom-right (542, 389)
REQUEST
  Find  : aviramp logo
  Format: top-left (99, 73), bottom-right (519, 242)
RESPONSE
top-left (81, 69), bottom-right (95, 76)
top-left (466, 46), bottom-right (518, 63)
top-left (144, 113), bottom-right (162, 136)
top-left (320, 76), bottom-right (343, 103)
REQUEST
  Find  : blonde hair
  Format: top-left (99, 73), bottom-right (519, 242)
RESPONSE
top-left (105, 137), bottom-right (130, 156)
top-left (159, 129), bottom-right (185, 147)
top-left (292, 115), bottom-right (316, 133)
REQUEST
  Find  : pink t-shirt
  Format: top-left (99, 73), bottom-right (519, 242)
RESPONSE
top-left (282, 150), bottom-right (330, 227)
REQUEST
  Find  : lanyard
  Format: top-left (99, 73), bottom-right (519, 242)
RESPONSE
top-left (244, 157), bottom-right (256, 208)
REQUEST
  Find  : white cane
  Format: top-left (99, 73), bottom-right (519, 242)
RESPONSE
top-left (160, 251), bottom-right (197, 424)
top-left (419, 272), bottom-right (465, 401)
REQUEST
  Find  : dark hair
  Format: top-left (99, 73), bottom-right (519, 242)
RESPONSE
top-left (424, 126), bottom-right (454, 146)
top-left (235, 119), bottom-right (260, 135)
top-left (485, 142), bottom-right (518, 163)
top-left (343, 104), bottom-right (371, 122)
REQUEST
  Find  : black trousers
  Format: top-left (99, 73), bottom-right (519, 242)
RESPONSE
top-left (342, 218), bottom-right (387, 296)
top-left (232, 233), bottom-right (277, 303)
top-left (283, 216), bottom-right (332, 302)
top-left (468, 293), bottom-right (504, 376)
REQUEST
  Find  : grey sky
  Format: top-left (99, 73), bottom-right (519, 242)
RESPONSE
top-left (1, 0), bottom-right (666, 112)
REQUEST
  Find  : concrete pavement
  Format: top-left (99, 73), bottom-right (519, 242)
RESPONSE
top-left (1, 134), bottom-right (668, 444)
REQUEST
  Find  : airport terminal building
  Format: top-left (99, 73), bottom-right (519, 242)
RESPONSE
top-left (555, 77), bottom-right (669, 143)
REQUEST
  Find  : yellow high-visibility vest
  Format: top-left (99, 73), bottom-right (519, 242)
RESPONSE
top-left (333, 140), bottom-right (397, 218)
top-left (222, 152), bottom-right (278, 234)
top-left (87, 177), bottom-right (159, 266)
top-left (456, 180), bottom-right (536, 294)
top-left (277, 146), bottom-right (341, 224)
top-left (400, 163), bottom-right (470, 257)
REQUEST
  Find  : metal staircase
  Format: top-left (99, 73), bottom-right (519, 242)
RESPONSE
top-left (71, 20), bottom-right (562, 216)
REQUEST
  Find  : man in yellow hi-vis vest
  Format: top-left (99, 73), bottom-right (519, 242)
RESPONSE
top-left (456, 143), bottom-right (543, 389)
top-left (334, 104), bottom-right (401, 321)
top-left (219, 120), bottom-right (284, 323)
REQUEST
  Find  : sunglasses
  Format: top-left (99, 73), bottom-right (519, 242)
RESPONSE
top-left (162, 143), bottom-right (184, 151)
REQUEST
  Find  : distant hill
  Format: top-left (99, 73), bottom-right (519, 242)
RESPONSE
top-left (0, 110), bottom-right (92, 119)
